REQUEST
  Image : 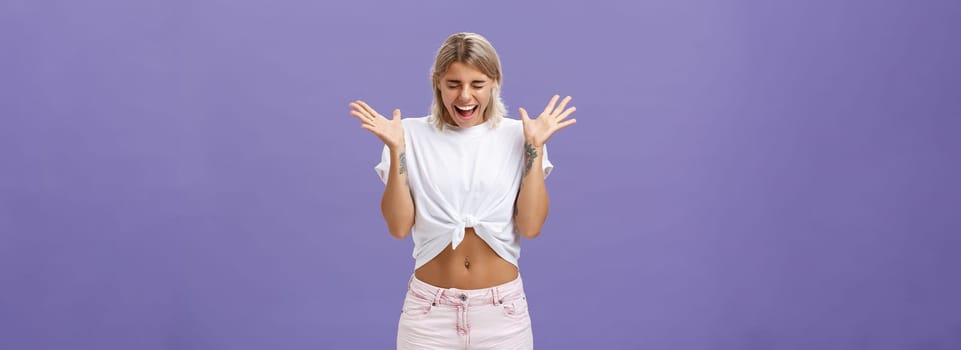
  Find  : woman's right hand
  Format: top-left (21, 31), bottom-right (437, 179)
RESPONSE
top-left (349, 100), bottom-right (405, 149)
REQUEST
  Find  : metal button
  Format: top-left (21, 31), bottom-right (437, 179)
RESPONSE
top-left (460, 294), bottom-right (467, 301)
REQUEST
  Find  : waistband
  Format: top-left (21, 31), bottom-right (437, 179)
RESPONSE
top-left (407, 273), bottom-right (526, 307)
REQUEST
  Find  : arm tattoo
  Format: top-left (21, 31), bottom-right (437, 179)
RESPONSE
top-left (523, 143), bottom-right (537, 177)
top-left (399, 152), bottom-right (408, 175)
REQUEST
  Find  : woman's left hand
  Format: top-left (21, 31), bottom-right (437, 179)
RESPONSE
top-left (519, 95), bottom-right (577, 148)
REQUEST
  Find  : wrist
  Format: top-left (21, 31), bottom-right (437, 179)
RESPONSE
top-left (522, 142), bottom-right (543, 177)
top-left (524, 136), bottom-right (545, 149)
top-left (388, 140), bottom-right (405, 152)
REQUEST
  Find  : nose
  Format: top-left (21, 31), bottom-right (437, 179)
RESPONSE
top-left (459, 86), bottom-right (471, 101)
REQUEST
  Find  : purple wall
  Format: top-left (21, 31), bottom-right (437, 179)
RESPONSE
top-left (2, 0), bottom-right (959, 348)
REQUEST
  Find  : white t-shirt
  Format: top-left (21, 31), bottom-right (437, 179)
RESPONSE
top-left (375, 116), bottom-right (553, 269)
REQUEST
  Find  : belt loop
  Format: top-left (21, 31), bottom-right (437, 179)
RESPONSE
top-left (431, 288), bottom-right (444, 307)
top-left (492, 286), bottom-right (501, 305)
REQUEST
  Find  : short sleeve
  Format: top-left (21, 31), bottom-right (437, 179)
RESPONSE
top-left (542, 144), bottom-right (554, 179)
top-left (374, 145), bottom-right (390, 185)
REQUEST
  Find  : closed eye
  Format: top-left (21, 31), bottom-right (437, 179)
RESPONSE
top-left (446, 79), bottom-right (488, 89)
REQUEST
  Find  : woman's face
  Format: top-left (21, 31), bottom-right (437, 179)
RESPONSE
top-left (439, 61), bottom-right (494, 128)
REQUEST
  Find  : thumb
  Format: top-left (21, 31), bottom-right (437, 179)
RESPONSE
top-left (518, 108), bottom-right (530, 122)
top-left (393, 109), bottom-right (402, 121)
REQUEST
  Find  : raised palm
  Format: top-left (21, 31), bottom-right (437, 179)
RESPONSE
top-left (519, 95), bottom-right (577, 148)
top-left (349, 100), bottom-right (405, 149)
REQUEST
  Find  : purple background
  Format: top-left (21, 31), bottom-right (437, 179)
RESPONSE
top-left (2, 0), bottom-right (960, 348)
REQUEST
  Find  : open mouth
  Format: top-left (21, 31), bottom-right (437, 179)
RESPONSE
top-left (454, 104), bottom-right (478, 120)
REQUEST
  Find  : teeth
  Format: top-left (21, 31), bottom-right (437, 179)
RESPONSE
top-left (455, 105), bottom-right (477, 111)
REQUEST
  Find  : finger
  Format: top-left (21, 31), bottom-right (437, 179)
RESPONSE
top-left (553, 96), bottom-right (572, 117)
top-left (356, 100), bottom-right (382, 120)
top-left (350, 111), bottom-right (376, 126)
top-left (349, 108), bottom-right (367, 121)
top-left (542, 95), bottom-right (560, 116)
top-left (393, 109), bottom-right (401, 121)
top-left (555, 119), bottom-right (577, 131)
top-left (518, 107), bottom-right (530, 121)
top-left (349, 102), bottom-right (375, 121)
top-left (555, 106), bottom-right (577, 122)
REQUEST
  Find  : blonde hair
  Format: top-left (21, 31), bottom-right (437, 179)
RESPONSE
top-left (429, 32), bottom-right (507, 130)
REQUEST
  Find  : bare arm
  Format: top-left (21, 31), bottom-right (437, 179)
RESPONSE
top-left (514, 95), bottom-right (577, 238)
top-left (515, 143), bottom-right (548, 238)
top-left (349, 100), bottom-right (415, 239)
top-left (381, 145), bottom-right (415, 239)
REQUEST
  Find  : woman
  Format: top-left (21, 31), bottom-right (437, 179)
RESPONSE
top-left (348, 32), bottom-right (576, 349)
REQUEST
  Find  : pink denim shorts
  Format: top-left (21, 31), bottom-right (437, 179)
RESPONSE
top-left (396, 273), bottom-right (533, 349)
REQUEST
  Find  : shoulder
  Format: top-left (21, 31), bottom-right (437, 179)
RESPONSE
top-left (401, 116), bottom-right (435, 134)
top-left (501, 117), bottom-right (521, 126)
top-left (494, 117), bottom-right (523, 132)
top-left (401, 116), bottom-right (432, 127)
top-left (498, 117), bottom-right (522, 127)
top-left (493, 117), bottom-right (524, 139)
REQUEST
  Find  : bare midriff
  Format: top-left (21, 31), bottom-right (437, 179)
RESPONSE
top-left (414, 228), bottom-right (519, 289)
